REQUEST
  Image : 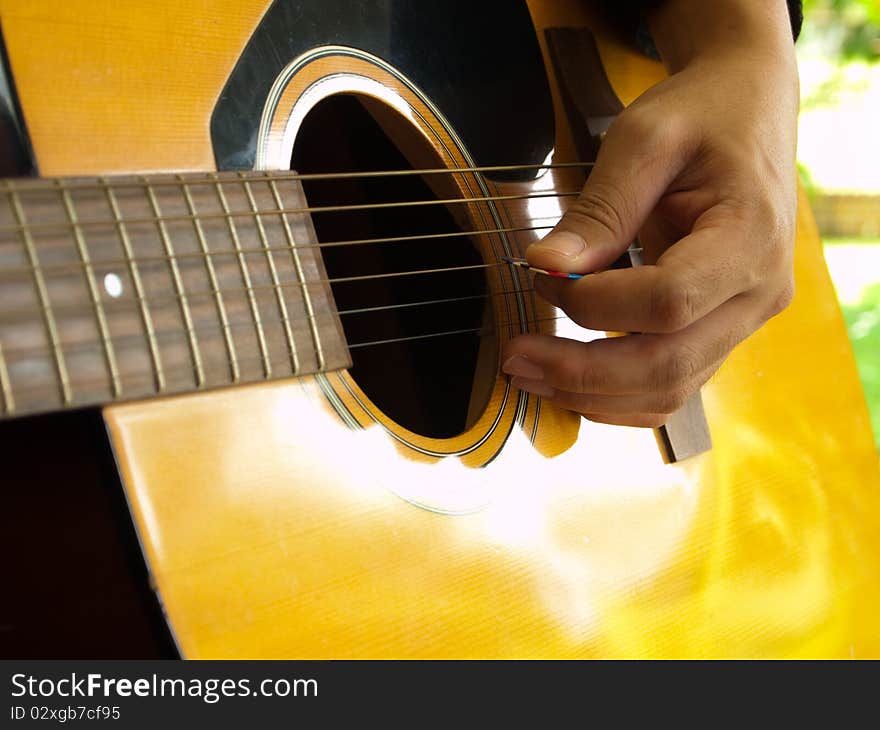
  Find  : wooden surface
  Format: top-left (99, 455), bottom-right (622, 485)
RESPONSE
top-left (3, 0), bottom-right (880, 658)
top-left (0, 170), bottom-right (350, 418)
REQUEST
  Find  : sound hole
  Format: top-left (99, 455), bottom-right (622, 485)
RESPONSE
top-left (291, 94), bottom-right (495, 439)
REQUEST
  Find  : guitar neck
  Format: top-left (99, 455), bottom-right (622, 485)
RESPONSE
top-left (0, 170), bottom-right (350, 420)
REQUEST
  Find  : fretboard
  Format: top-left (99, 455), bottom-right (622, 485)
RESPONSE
top-left (0, 170), bottom-right (350, 420)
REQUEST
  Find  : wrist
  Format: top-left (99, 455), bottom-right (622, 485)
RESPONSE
top-left (647, 0), bottom-right (796, 74)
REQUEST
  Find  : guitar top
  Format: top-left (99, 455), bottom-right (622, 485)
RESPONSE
top-left (1, 0), bottom-right (878, 658)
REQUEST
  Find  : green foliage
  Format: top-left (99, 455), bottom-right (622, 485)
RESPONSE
top-left (802, 0), bottom-right (880, 62)
top-left (825, 236), bottom-right (880, 246)
top-left (840, 281), bottom-right (880, 450)
top-left (804, 0), bottom-right (880, 29)
top-left (797, 160), bottom-right (820, 197)
top-left (799, 64), bottom-right (872, 110)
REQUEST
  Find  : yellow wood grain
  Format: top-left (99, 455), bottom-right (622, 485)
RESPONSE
top-left (0, 0), bottom-right (269, 174)
top-left (5, 0), bottom-right (879, 657)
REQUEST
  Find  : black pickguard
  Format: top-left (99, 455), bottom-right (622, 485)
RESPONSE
top-left (210, 0), bottom-right (554, 180)
top-left (0, 22), bottom-right (35, 176)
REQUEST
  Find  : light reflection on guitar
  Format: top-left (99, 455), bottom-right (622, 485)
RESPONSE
top-left (0, 0), bottom-right (878, 658)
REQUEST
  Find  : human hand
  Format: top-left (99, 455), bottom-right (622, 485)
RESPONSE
top-left (501, 0), bottom-right (800, 427)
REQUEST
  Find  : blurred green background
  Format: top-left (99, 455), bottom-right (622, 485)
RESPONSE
top-left (798, 0), bottom-right (880, 451)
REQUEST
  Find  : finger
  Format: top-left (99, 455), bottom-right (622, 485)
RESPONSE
top-left (532, 220), bottom-right (766, 334)
top-left (511, 364), bottom-right (717, 416)
top-left (525, 108), bottom-right (693, 274)
top-left (504, 373), bottom-right (679, 427)
top-left (580, 412), bottom-right (671, 428)
top-left (501, 289), bottom-right (763, 396)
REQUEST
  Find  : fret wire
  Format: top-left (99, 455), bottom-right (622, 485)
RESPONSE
top-left (4, 313), bottom-right (570, 395)
top-left (177, 175), bottom-right (240, 383)
top-left (240, 174), bottom-right (299, 373)
top-left (0, 261), bottom-right (529, 322)
top-left (0, 340), bottom-right (14, 414)
top-left (143, 177), bottom-right (206, 388)
top-left (212, 172), bottom-right (273, 379)
top-left (0, 282), bottom-right (535, 330)
top-left (102, 177), bottom-right (166, 392)
top-left (0, 224), bottom-right (555, 278)
top-left (0, 189), bottom-right (579, 235)
top-left (267, 177), bottom-right (323, 371)
top-left (1, 287), bottom-right (543, 362)
top-left (5, 181), bottom-right (73, 405)
top-left (58, 181), bottom-right (122, 397)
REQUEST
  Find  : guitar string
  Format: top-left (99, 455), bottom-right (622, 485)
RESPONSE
top-left (0, 188), bottom-right (579, 236)
top-left (0, 161), bottom-right (594, 193)
top-left (0, 259), bottom-right (556, 322)
top-left (0, 238), bottom-right (647, 328)
top-left (4, 298), bottom-right (566, 362)
top-left (1, 162), bottom-right (598, 399)
top-left (2, 312), bottom-right (581, 398)
top-left (0, 236), bottom-right (640, 358)
top-left (0, 282), bottom-right (545, 358)
top-left (0, 173), bottom-right (573, 324)
top-left (0, 224), bottom-right (556, 278)
top-left (1, 183), bottom-right (632, 321)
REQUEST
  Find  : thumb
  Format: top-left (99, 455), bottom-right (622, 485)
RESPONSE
top-left (527, 112), bottom-right (688, 274)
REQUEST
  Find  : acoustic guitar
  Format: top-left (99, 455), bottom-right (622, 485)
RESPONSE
top-left (1, 0), bottom-right (878, 659)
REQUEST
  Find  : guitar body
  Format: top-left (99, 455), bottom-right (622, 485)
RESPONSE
top-left (2, 0), bottom-right (879, 658)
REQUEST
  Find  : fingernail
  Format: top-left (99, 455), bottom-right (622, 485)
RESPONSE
top-left (530, 231), bottom-right (586, 258)
top-left (502, 355), bottom-right (544, 380)
top-left (511, 376), bottom-right (555, 398)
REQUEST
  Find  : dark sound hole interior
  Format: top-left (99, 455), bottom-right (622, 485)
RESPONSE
top-left (291, 94), bottom-right (494, 439)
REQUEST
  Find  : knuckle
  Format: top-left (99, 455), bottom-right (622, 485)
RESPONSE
top-left (759, 229), bottom-right (795, 273)
top-left (734, 193), bottom-right (797, 271)
top-left (648, 275), bottom-right (698, 332)
top-left (648, 340), bottom-right (701, 391)
top-left (767, 276), bottom-right (796, 318)
top-left (556, 354), bottom-right (599, 394)
top-left (655, 388), bottom-right (690, 414)
top-left (615, 103), bottom-right (678, 148)
top-left (565, 183), bottom-right (629, 240)
top-left (613, 111), bottom-right (654, 149)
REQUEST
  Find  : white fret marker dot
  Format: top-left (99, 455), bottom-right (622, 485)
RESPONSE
top-left (104, 273), bottom-right (123, 298)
